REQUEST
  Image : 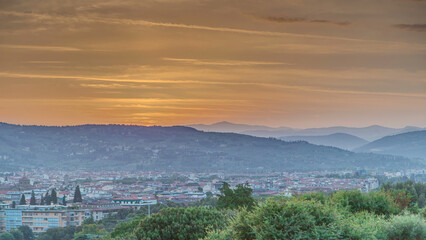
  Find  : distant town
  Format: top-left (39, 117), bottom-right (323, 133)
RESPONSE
top-left (0, 169), bottom-right (425, 234)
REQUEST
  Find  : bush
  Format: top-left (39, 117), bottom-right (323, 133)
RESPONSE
top-left (230, 198), bottom-right (341, 239)
top-left (331, 190), bottom-right (398, 216)
top-left (380, 214), bottom-right (426, 240)
top-left (134, 207), bottom-right (225, 240)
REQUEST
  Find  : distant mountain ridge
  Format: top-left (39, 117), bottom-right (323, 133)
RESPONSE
top-left (355, 130), bottom-right (426, 159)
top-left (281, 133), bottom-right (368, 150)
top-left (189, 122), bottom-right (424, 141)
top-left (0, 122), bottom-right (421, 172)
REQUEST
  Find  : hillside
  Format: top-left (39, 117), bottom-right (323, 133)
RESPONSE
top-left (280, 133), bottom-right (369, 150)
top-left (0, 123), bottom-right (421, 172)
top-left (189, 122), bottom-right (424, 141)
top-left (355, 130), bottom-right (426, 159)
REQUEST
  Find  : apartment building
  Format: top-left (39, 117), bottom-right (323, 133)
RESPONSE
top-left (0, 205), bottom-right (90, 233)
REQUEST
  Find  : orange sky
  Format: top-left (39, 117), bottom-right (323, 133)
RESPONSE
top-left (0, 0), bottom-right (425, 128)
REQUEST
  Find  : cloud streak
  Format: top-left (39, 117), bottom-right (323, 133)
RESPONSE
top-left (394, 24), bottom-right (426, 32)
top-left (0, 44), bottom-right (81, 51)
top-left (258, 16), bottom-right (350, 26)
top-left (163, 58), bottom-right (289, 66)
top-left (0, 10), bottom-right (389, 43)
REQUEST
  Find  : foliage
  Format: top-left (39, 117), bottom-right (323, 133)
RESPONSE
top-left (37, 226), bottom-right (82, 240)
top-left (134, 207), bottom-right (225, 240)
top-left (18, 226), bottom-right (35, 240)
top-left (74, 186), bottom-right (83, 203)
top-left (0, 233), bottom-right (15, 240)
top-left (10, 230), bottom-right (24, 240)
top-left (30, 191), bottom-right (36, 205)
top-left (331, 190), bottom-right (398, 216)
top-left (216, 182), bottom-right (256, 210)
top-left (381, 181), bottom-right (426, 208)
top-left (19, 194), bottom-right (26, 205)
top-left (380, 214), bottom-right (426, 240)
top-left (51, 189), bottom-right (57, 204)
top-left (110, 219), bottom-right (141, 239)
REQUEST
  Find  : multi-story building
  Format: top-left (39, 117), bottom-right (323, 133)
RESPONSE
top-left (0, 205), bottom-right (90, 233)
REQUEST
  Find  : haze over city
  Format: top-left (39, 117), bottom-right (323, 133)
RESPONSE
top-left (1, 0), bottom-right (425, 128)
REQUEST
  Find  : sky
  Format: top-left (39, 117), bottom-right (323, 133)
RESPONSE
top-left (0, 0), bottom-right (425, 128)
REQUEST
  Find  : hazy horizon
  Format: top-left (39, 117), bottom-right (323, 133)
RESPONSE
top-left (1, 119), bottom-right (426, 130)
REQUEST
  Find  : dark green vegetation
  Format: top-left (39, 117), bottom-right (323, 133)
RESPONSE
top-left (356, 130), bottom-right (426, 159)
top-left (216, 182), bottom-right (256, 210)
top-left (0, 123), bottom-right (422, 172)
top-left (0, 226), bottom-right (34, 240)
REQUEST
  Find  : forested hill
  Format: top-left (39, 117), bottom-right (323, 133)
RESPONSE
top-left (0, 122), bottom-right (421, 172)
top-left (355, 130), bottom-right (426, 159)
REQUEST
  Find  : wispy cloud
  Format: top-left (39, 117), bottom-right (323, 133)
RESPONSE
top-left (163, 58), bottom-right (289, 66)
top-left (26, 61), bottom-right (67, 64)
top-left (394, 24), bottom-right (426, 32)
top-left (2, 71), bottom-right (425, 99)
top-left (0, 10), bottom-right (385, 43)
top-left (0, 44), bottom-right (81, 51)
top-left (257, 16), bottom-right (350, 26)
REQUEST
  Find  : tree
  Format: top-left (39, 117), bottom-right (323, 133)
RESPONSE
top-left (135, 207), bottom-right (225, 240)
top-left (45, 192), bottom-right (51, 205)
top-left (10, 229), bottom-right (24, 240)
top-left (217, 182), bottom-right (256, 210)
top-left (62, 195), bottom-right (67, 206)
top-left (37, 226), bottom-right (81, 240)
top-left (73, 185), bottom-right (82, 203)
top-left (30, 190), bottom-right (36, 205)
top-left (0, 232), bottom-right (14, 240)
top-left (40, 195), bottom-right (45, 205)
top-left (19, 194), bottom-right (26, 205)
top-left (51, 189), bottom-right (58, 204)
top-left (18, 226), bottom-right (34, 240)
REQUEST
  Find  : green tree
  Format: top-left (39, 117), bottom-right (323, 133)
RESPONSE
top-left (10, 229), bottom-right (24, 240)
top-left (17, 225), bottom-right (34, 240)
top-left (50, 189), bottom-right (57, 204)
top-left (62, 195), bottom-right (67, 206)
top-left (331, 190), bottom-right (398, 216)
top-left (37, 226), bottom-right (81, 240)
top-left (217, 182), bottom-right (255, 210)
top-left (135, 207), bottom-right (225, 240)
top-left (0, 232), bottom-right (14, 240)
top-left (30, 190), bottom-right (36, 205)
top-left (44, 192), bottom-right (51, 205)
top-left (73, 186), bottom-right (82, 203)
top-left (19, 194), bottom-right (26, 205)
top-left (40, 195), bottom-right (45, 205)
top-left (381, 214), bottom-right (426, 239)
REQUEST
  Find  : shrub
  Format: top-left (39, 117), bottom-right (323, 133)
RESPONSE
top-left (331, 190), bottom-right (398, 216)
top-left (380, 214), bottom-right (426, 240)
top-left (134, 207), bottom-right (225, 240)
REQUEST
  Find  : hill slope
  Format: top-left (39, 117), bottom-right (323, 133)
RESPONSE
top-left (355, 130), bottom-right (426, 159)
top-left (189, 122), bottom-right (424, 141)
top-left (0, 123), bottom-right (421, 172)
top-left (280, 133), bottom-right (369, 150)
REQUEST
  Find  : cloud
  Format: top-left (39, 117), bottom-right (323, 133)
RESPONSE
top-left (163, 58), bottom-right (289, 66)
top-left (0, 10), bottom-right (378, 43)
top-left (394, 24), bottom-right (426, 32)
top-left (255, 16), bottom-right (350, 26)
top-left (0, 44), bottom-right (81, 51)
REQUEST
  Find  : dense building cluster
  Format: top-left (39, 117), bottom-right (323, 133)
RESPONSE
top-left (0, 169), bottom-right (424, 235)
